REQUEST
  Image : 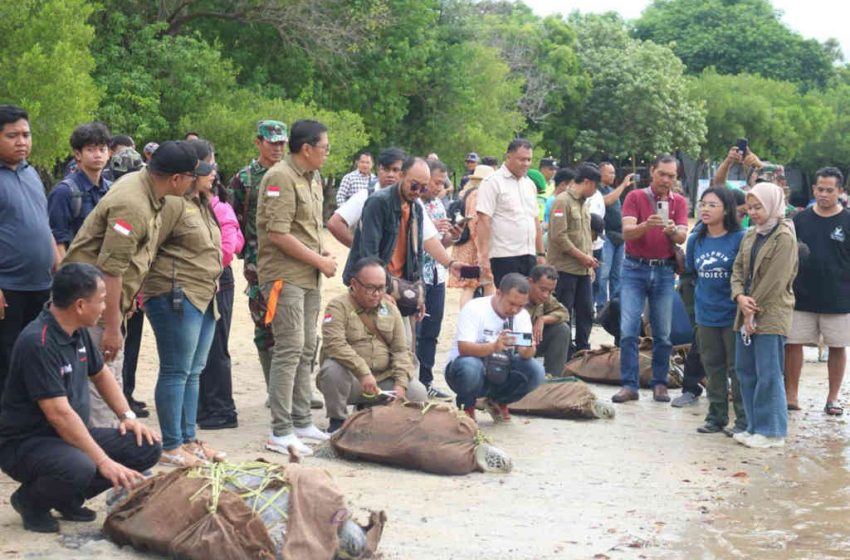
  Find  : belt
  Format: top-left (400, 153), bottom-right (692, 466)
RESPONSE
top-left (626, 255), bottom-right (675, 267)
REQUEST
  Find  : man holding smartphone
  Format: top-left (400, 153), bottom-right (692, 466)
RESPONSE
top-left (613, 154), bottom-right (688, 404)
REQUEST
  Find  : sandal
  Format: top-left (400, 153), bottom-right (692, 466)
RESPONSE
top-left (184, 440), bottom-right (226, 462)
top-left (825, 401), bottom-right (844, 416)
top-left (159, 447), bottom-right (203, 468)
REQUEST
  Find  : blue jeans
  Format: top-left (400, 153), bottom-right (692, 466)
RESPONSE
top-left (619, 258), bottom-right (675, 389)
top-left (146, 294), bottom-right (217, 450)
top-left (445, 355), bottom-right (545, 409)
top-left (416, 281), bottom-right (445, 388)
top-left (735, 333), bottom-right (788, 437)
top-left (596, 238), bottom-right (624, 308)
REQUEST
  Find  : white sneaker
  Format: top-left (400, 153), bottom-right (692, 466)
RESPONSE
top-left (743, 434), bottom-right (785, 449)
top-left (294, 424), bottom-right (330, 442)
top-left (266, 432), bottom-right (313, 456)
top-left (733, 431), bottom-right (753, 445)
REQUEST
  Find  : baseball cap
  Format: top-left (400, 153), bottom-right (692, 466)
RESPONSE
top-left (143, 142), bottom-right (159, 156)
top-left (539, 157), bottom-right (558, 168)
top-left (756, 163), bottom-right (785, 184)
top-left (109, 148), bottom-right (144, 176)
top-left (148, 141), bottom-right (199, 175)
top-left (257, 120), bottom-right (288, 143)
top-left (527, 169), bottom-right (547, 193)
top-left (465, 152), bottom-right (480, 163)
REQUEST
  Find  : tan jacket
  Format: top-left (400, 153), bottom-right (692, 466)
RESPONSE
top-left (547, 189), bottom-right (592, 275)
top-left (526, 294), bottom-right (570, 325)
top-left (64, 168), bottom-right (163, 314)
top-left (731, 222), bottom-right (798, 336)
top-left (320, 294), bottom-right (413, 387)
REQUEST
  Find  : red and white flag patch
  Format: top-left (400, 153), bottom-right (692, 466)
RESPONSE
top-left (267, 185), bottom-right (281, 198)
top-left (553, 210), bottom-right (564, 217)
top-left (323, 313), bottom-right (333, 324)
top-left (113, 219), bottom-right (133, 236)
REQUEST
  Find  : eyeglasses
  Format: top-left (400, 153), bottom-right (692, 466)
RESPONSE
top-left (312, 143), bottom-right (331, 154)
top-left (409, 180), bottom-right (428, 192)
top-left (179, 172), bottom-right (197, 179)
top-left (698, 202), bottom-right (722, 209)
top-left (353, 278), bottom-right (386, 295)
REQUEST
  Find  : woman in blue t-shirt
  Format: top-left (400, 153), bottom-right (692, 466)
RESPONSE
top-left (685, 187), bottom-right (746, 435)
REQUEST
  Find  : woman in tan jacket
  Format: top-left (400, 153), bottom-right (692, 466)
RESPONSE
top-left (730, 182), bottom-right (798, 449)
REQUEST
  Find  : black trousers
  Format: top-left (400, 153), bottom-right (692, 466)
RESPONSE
top-left (0, 429), bottom-right (161, 512)
top-left (491, 254), bottom-right (536, 288)
top-left (0, 289), bottom-right (50, 405)
top-left (681, 327), bottom-right (705, 397)
top-left (198, 266), bottom-right (237, 423)
top-left (122, 309), bottom-right (145, 400)
top-left (555, 272), bottom-right (593, 357)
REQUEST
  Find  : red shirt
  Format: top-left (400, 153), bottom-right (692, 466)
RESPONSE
top-left (622, 187), bottom-right (688, 259)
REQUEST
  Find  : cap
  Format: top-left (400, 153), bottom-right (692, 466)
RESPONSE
top-left (148, 141), bottom-right (199, 175)
top-left (109, 148), bottom-right (144, 176)
top-left (539, 157), bottom-right (558, 168)
top-left (257, 120), bottom-right (288, 143)
top-left (465, 152), bottom-right (480, 163)
top-left (527, 169), bottom-right (547, 193)
top-left (469, 164), bottom-right (495, 182)
top-left (756, 163), bottom-right (785, 183)
top-left (143, 142), bottom-right (159, 156)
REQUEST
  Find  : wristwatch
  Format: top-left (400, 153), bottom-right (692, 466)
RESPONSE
top-left (120, 410), bottom-right (137, 421)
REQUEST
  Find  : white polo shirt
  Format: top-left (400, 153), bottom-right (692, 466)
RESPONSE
top-left (448, 295), bottom-right (533, 362)
top-left (475, 165), bottom-right (538, 259)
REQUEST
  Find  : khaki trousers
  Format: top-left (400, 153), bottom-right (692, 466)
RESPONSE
top-left (86, 325), bottom-right (124, 429)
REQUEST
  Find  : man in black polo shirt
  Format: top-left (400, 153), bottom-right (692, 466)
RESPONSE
top-left (0, 263), bottom-right (161, 533)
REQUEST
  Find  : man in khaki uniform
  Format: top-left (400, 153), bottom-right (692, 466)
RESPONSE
top-left (318, 257), bottom-right (427, 432)
top-left (257, 120), bottom-right (336, 457)
top-left (64, 141), bottom-right (199, 427)
top-left (547, 162), bottom-right (601, 358)
top-left (526, 265), bottom-right (571, 375)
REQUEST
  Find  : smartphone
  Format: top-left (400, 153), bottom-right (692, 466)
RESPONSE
top-left (452, 213), bottom-right (468, 226)
top-left (460, 265), bottom-right (481, 279)
top-left (736, 137), bottom-right (748, 156)
top-left (505, 331), bottom-right (533, 347)
top-left (656, 200), bottom-right (669, 225)
top-left (634, 172), bottom-right (641, 183)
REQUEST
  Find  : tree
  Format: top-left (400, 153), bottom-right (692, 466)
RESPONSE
top-left (633, 0), bottom-right (837, 90)
top-left (798, 83), bottom-right (850, 176)
top-left (0, 0), bottom-right (101, 167)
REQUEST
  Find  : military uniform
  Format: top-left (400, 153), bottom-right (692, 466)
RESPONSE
top-left (525, 294), bottom-right (571, 375)
top-left (64, 167), bottom-right (165, 428)
top-left (317, 294), bottom-right (426, 421)
top-left (227, 120), bottom-right (288, 384)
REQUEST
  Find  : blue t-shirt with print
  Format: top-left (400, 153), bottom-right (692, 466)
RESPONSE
top-left (686, 229), bottom-right (745, 327)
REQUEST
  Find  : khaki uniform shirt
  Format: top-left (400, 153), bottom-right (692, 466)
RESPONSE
top-left (320, 294), bottom-right (413, 387)
top-left (256, 155), bottom-right (324, 288)
top-left (64, 168), bottom-right (163, 314)
top-left (547, 189), bottom-right (592, 276)
top-left (143, 194), bottom-right (222, 314)
top-left (475, 165), bottom-right (539, 259)
top-left (526, 294), bottom-right (570, 325)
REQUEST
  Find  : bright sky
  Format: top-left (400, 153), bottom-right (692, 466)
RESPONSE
top-left (525, 0), bottom-right (849, 61)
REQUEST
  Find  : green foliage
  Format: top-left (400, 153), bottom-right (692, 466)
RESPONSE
top-left (798, 83), bottom-right (850, 175)
top-left (634, 0), bottom-right (837, 90)
top-left (0, 0), bottom-right (101, 167)
top-left (178, 91), bottom-right (369, 179)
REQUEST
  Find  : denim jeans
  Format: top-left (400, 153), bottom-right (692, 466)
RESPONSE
top-left (146, 294), bottom-right (216, 450)
top-left (445, 355), bottom-right (545, 409)
top-left (416, 281), bottom-right (445, 387)
top-left (619, 258), bottom-right (675, 389)
top-left (596, 238), bottom-right (624, 308)
top-left (735, 333), bottom-right (787, 437)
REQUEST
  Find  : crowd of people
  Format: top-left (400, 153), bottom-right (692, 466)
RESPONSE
top-left (0, 102), bottom-right (847, 533)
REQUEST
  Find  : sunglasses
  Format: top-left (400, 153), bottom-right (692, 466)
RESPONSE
top-left (409, 180), bottom-right (428, 192)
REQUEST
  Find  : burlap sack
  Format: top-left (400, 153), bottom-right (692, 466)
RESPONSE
top-left (563, 339), bottom-right (684, 389)
top-left (330, 401), bottom-right (480, 475)
top-left (508, 378), bottom-right (603, 419)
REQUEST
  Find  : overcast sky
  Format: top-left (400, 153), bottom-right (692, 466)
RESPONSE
top-left (524, 0), bottom-right (849, 61)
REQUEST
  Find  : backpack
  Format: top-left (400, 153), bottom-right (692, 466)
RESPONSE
top-left (447, 185), bottom-right (478, 246)
top-left (58, 173), bottom-right (86, 220)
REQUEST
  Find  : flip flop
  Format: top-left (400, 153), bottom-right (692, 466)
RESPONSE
top-left (825, 401), bottom-right (844, 416)
top-left (787, 403), bottom-right (801, 411)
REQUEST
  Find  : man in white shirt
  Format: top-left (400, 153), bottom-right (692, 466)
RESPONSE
top-left (586, 179), bottom-right (606, 314)
top-left (445, 273), bottom-right (545, 423)
top-left (335, 151), bottom-right (376, 206)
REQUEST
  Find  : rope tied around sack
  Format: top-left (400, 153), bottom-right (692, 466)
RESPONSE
top-left (188, 461), bottom-right (290, 519)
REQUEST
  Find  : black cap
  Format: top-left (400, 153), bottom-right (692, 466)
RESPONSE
top-left (540, 157), bottom-right (558, 168)
top-left (148, 141), bottom-right (199, 175)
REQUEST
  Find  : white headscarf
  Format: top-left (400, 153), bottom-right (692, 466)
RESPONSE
top-left (747, 182), bottom-right (790, 235)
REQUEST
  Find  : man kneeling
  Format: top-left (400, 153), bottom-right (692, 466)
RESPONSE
top-left (318, 257), bottom-right (427, 433)
top-left (446, 273), bottom-right (545, 422)
top-left (0, 264), bottom-right (161, 533)
top-left (526, 265), bottom-right (571, 376)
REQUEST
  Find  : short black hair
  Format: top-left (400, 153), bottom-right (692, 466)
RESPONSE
top-left (109, 134), bottom-right (135, 150)
top-left (481, 156), bottom-right (499, 167)
top-left (499, 272), bottom-right (529, 295)
top-left (378, 147), bottom-right (407, 168)
top-left (351, 256), bottom-right (386, 278)
top-left (288, 119), bottom-right (327, 154)
top-left (554, 167), bottom-right (575, 186)
top-left (599, 161), bottom-right (616, 171)
top-left (401, 156), bottom-right (427, 174)
top-left (428, 159), bottom-right (448, 174)
top-left (529, 265), bottom-right (558, 282)
top-left (815, 166), bottom-right (845, 188)
top-left (652, 154), bottom-right (677, 168)
top-left (356, 151), bottom-right (373, 162)
top-left (507, 138), bottom-right (533, 153)
top-left (52, 263), bottom-right (103, 309)
top-left (69, 122), bottom-right (111, 152)
top-left (184, 132), bottom-right (200, 140)
top-left (0, 105), bottom-right (28, 129)
top-left (575, 162), bottom-right (601, 183)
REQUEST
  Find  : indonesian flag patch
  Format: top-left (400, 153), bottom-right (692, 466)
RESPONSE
top-left (113, 219), bottom-right (133, 236)
top-left (323, 313), bottom-right (333, 324)
top-left (553, 210), bottom-right (564, 217)
top-left (267, 185), bottom-right (281, 198)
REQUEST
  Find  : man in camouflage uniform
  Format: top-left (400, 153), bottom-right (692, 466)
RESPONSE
top-left (227, 120), bottom-right (288, 389)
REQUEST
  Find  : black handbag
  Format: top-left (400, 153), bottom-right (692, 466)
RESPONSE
top-left (484, 317), bottom-right (514, 384)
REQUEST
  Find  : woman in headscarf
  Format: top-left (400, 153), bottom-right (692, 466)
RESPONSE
top-left (730, 182), bottom-right (798, 449)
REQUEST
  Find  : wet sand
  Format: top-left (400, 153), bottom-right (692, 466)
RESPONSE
top-left (1, 232), bottom-right (847, 559)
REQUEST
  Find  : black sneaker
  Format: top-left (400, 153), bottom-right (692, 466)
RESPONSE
top-left (696, 422), bottom-right (724, 434)
top-left (723, 425), bottom-right (747, 438)
top-left (11, 488), bottom-right (59, 533)
top-left (127, 396), bottom-right (147, 409)
top-left (56, 504), bottom-right (97, 522)
top-left (426, 385), bottom-right (452, 400)
top-left (327, 418), bottom-right (345, 433)
top-left (129, 400), bottom-right (150, 418)
top-left (198, 416), bottom-right (238, 430)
